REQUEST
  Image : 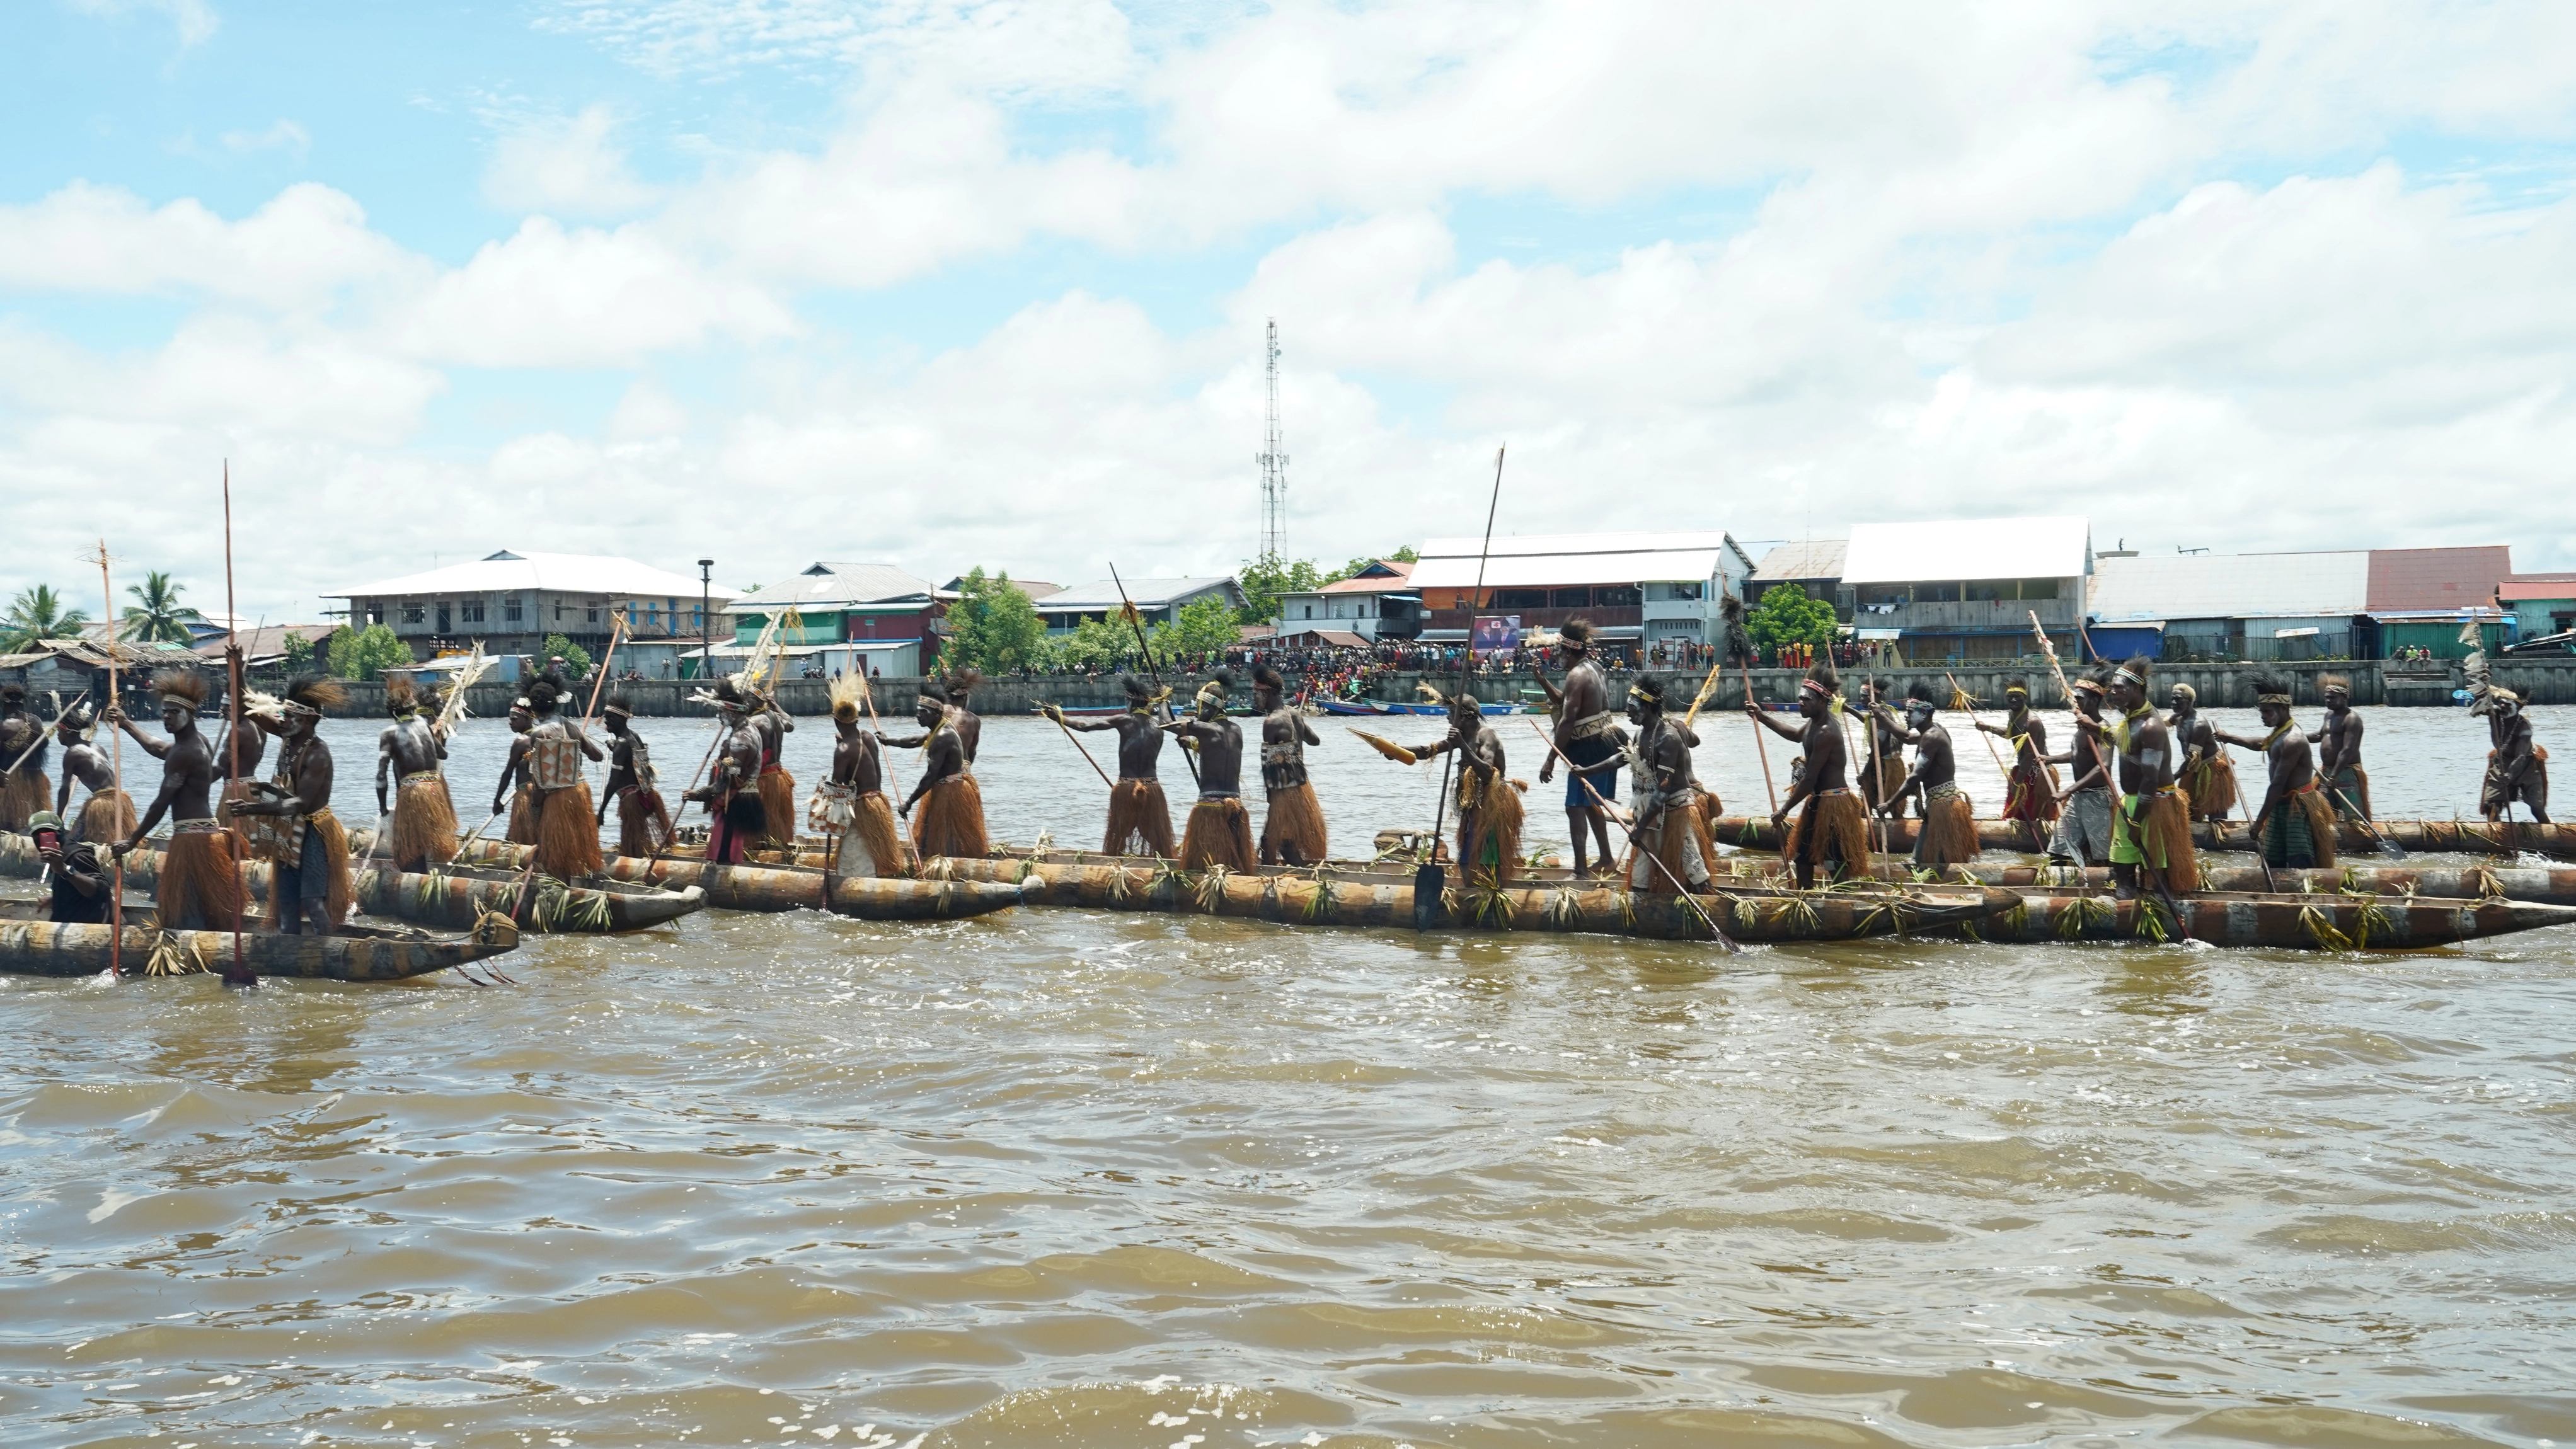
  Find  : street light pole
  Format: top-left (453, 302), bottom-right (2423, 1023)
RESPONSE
top-left (698, 558), bottom-right (714, 682)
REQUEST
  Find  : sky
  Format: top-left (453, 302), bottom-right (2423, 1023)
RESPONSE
top-left (4, 0), bottom-right (2574, 624)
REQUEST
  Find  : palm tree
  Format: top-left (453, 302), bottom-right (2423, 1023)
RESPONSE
top-left (3, 584), bottom-right (91, 653)
top-left (122, 571), bottom-right (207, 645)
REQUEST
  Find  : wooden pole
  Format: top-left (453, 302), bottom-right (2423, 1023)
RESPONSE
top-left (222, 462), bottom-right (250, 983)
top-left (1524, 720), bottom-right (1738, 951)
top-left (1740, 660), bottom-right (1780, 813)
top-left (1424, 447), bottom-right (1505, 916)
top-left (95, 541), bottom-right (123, 978)
top-left (1040, 702), bottom-right (1117, 789)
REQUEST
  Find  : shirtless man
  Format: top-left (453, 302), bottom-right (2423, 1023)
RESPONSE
top-left (686, 679), bottom-right (768, 865)
top-left (1856, 679), bottom-right (1911, 820)
top-left (108, 665), bottom-right (248, 950)
top-left (809, 675), bottom-right (904, 877)
top-left (53, 701), bottom-right (134, 846)
top-left (26, 810), bottom-right (115, 925)
top-left (1044, 673), bottom-right (1175, 856)
top-left (892, 685), bottom-right (987, 861)
top-left (1614, 675), bottom-right (1714, 891)
top-left (1404, 688), bottom-right (1523, 890)
top-left (1747, 657), bottom-right (1868, 887)
top-left (2045, 669), bottom-right (2115, 868)
top-left (0, 682), bottom-right (50, 831)
top-left (2314, 675), bottom-right (2370, 821)
top-left (2217, 672), bottom-right (2335, 868)
top-left (2480, 688), bottom-right (2549, 825)
top-left (1877, 684), bottom-right (1974, 869)
top-left (749, 684), bottom-right (798, 851)
top-left (1537, 619), bottom-right (1619, 875)
top-left (2081, 655), bottom-right (2194, 912)
top-left (1163, 672), bottom-right (1255, 871)
top-left (229, 676), bottom-right (353, 936)
top-left (374, 677), bottom-right (456, 873)
top-left (1975, 679), bottom-right (2057, 851)
top-left (597, 695), bottom-right (673, 859)
top-left (944, 669), bottom-right (983, 764)
top-left (2167, 683), bottom-right (2234, 822)
top-left (497, 677), bottom-right (602, 879)
top-left (1253, 664), bottom-right (1326, 866)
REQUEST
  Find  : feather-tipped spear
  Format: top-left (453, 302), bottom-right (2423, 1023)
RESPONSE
top-left (432, 643), bottom-right (496, 738)
top-left (1348, 727), bottom-right (1419, 765)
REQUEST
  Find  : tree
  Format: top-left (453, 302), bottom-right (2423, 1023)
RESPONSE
top-left (326, 624), bottom-right (411, 680)
top-left (1154, 595), bottom-right (1245, 660)
top-left (121, 571), bottom-right (206, 644)
top-left (1390, 545), bottom-right (1419, 563)
top-left (943, 568), bottom-right (1053, 674)
top-left (539, 633), bottom-right (594, 678)
top-left (3, 584), bottom-right (89, 652)
top-left (1235, 552), bottom-right (1324, 626)
top-left (281, 631), bottom-right (317, 671)
top-left (1054, 615), bottom-right (1138, 672)
top-left (1744, 585), bottom-right (1838, 655)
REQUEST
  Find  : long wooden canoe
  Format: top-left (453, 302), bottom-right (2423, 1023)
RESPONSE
top-left (1708, 814), bottom-right (2576, 861)
top-left (0, 901), bottom-right (520, 981)
top-left (1833, 859), bottom-right (2576, 906)
top-left (421, 836), bottom-right (1026, 921)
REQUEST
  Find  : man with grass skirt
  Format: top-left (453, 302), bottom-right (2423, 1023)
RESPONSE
top-left (891, 680), bottom-right (988, 862)
top-left (749, 681), bottom-right (799, 852)
top-left (1042, 673), bottom-right (1175, 857)
top-left (2084, 655), bottom-right (2196, 914)
top-left (1612, 675), bottom-right (1715, 891)
top-left (2480, 688), bottom-right (2549, 825)
top-left (2314, 674), bottom-right (2371, 821)
top-left (1164, 671), bottom-right (1255, 872)
top-left (1748, 656), bottom-right (1870, 888)
top-left (1856, 679), bottom-right (1911, 820)
top-left (500, 696), bottom-right (538, 845)
top-left (26, 810), bottom-right (113, 925)
top-left (598, 694), bottom-right (674, 859)
top-left (1974, 680), bottom-right (2059, 849)
top-left (686, 679), bottom-right (768, 866)
top-left (810, 673), bottom-right (906, 877)
top-left (2045, 667), bottom-right (2116, 869)
top-left (1538, 619), bottom-right (1621, 877)
top-left (1877, 683), bottom-right (1976, 871)
top-left (2217, 672), bottom-right (2335, 868)
top-left (1253, 664), bottom-right (1327, 867)
top-left (375, 676), bottom-right (457, 873)
top-left (2167, 683), bottom-right (2234, 822)
top-left (0, 682), bottom-right (49, 832)
top-left (498, 677), bottom-right (603, 880)
top-left (107, 667), bottom-right (246, 942)
top-left (231, 676), bottom-right (355, 936)
top-left (53, 701), bottom-right (135, 847)
top-left (1389, 688), bottom-right (1526, 890)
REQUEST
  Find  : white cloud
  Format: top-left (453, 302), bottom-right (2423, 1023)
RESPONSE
top-left (220, 118), bottom-right (311, 157)
top-left (0, 181), bottom-right (419, 311)
top-left (483, 105), bottom-right (661, 217)
top-left (388, 217), bottom-right (794, 368)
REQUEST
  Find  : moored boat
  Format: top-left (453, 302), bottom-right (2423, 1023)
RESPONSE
top-left (0, 900), bottom-right (520, 980)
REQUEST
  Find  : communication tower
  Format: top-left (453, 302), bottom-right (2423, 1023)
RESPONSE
top-left (1256, 318), bottom-right (1287, 561)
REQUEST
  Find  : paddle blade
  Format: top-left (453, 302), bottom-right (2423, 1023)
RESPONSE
top-left (1413, 861), bottom-right (1446, 931)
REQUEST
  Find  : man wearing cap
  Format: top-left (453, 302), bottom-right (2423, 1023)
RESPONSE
top-left (2481, 688), bottom-right (2549, 824)
top-left (2044, 667), bottom-right (2116, 869)
top-left (27, 811), bottom-right (115, 925)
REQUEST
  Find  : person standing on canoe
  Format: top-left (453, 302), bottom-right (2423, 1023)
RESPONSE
top-left (2167, 683), bottom-right (2234, 822)
top-left (1748, 656), bottom-right (1870, 887)
top-left (685, 679), bottom-right (766, 865)
top-left (2045, 668), bottom-right (2116, 869)
top-left (1253, 664), bottom-right (1327, 867)
top-left (2314, 674), bottom-right (2371, 821)
top-left (2216, 671), bottom-right (2336, 868)
top-left (945, 668), bottom-right (984, 764)
top-left (375, 677), bottom-right (457, 874)
top-left (26, 810), bottom-right (114, 925)
top-left (106, 667), bottom-right (246, 936)
top-left (502, 677), bottom-right (603, 881)
top-left (1974, 679), bottom-right (2059, 850)
top-left (597, 694), bottom-right (674, 859)
top-left (2088, 654), bottom-right (2195, 912)
top-left (1164, 671), bottom-right (1255, 872)
top-left (810, 673), bottom-right (906, 877)
top-left (1857, 679), bottom-right (1911, 821)
top-left (0, 682), bottom-right (49, 832)
top-left (1043, 673), bottom-right (1175, 857)
top-left (53, 701), bottom-right (135, 847)
top-left (232, 675), bottom-right (355, 936)
top-left (1395, 688), bottom-right (1525, 890)
top-left (1877, 683), bottom-right (1976, 871)
top-left (2480, 688), bottom-right (2550, 824)
top-left (748, 681), bottom-right (798, 852)
top-left (1616, 675), bottom-right (1715, 891)
top-left (499, 696), bottom-right (538, 845)
top-left (1538, 619), bottom-right (1621, 877)
top-left (890, 681), bottom-right (989, 861)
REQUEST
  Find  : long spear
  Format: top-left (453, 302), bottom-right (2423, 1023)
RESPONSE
top-left (1109, 563), bottom-right (1199, 790)
top-left (221, 462), bottom-right (251, 984)
top-left (94, 541), bottom-right (124, 978)
top-left (1038, 701), bottom-right (1117, 789)
top-left (1524, 720), bottom-right (1739, 951)
top-left (1420, 447), bottom-right (1505, 929)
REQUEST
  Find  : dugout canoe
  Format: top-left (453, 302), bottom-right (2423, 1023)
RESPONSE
top-left (1, 832), bottom-right (702, 934)
top-left (1707, 815), bottom-right (2576, 862)
top-left (1831, 859), bottom-right (2576, 907)
top-left (418, 835), bottom-right (1027, 921)
top-left (0, 900), bottom-right (521, 980)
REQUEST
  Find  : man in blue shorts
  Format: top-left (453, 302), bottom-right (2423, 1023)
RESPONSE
top-left (1537, 619), bottom-right (1623, 876)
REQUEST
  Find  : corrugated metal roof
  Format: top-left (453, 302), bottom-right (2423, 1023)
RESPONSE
top-left (1752, 539), bottom-right (1848, 582)
top-left (1037, 578), bottom-right (1243, 610)
top-left (2090, 551), bottom-right (2369, 621)
top-left (2366, 546), bottom-right (2514, 612)
top-left (1411, 531), bottom-right (1744, 589)
top-left (328, 550), bottom-right (739, 602)
top-left (2498, 575), bottom-right (2576, 602)
top-left (1842, 517), bottom-right (2090, 584)
top-left (1320, 560), bottom-right (1413, 593)
top-left (735, 562), bottom-right (940, 610)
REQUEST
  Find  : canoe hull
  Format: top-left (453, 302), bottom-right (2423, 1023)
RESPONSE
top-left (1707, 815), bottom-right (2576, 862)
top-left (0, 917), bottom-right (520, 980)
top-left (439, 837), bottom-right (1025, 920)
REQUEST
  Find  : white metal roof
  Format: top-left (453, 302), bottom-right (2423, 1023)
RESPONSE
top-left (2088, 551), bottom-right (2370, 622)
top-left (1751, 539), bottom-right (1848, 582)
top-left (1410, 530), bottom-right (1745, 589)
top-left (1037, 578), bottom-right (1243, 610)
top-left (1841, 517), bottom-right (2090, 585)
top-left (732, 562), bottom-right (939, 610)
top-left (327, 550), bottom-right (738, 602)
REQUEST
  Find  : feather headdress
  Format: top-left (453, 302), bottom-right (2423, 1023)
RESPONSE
top-left (433, 644), bottom-right (496, 738)
top-left (281, 674), bottom-right (348, 718)
top-left (1251, 663), bottom-right (1285, 694)
top-left (2319, 672), bottom-right (2351, 695)
top-left (2250, 670), bottom-right (2294, 706)
top-left (1800, 654), bottom-right (1839, 699)
top-left (151, 667), bottom-right (210, 707)
top-left (732, 609), bottom-right (786, 701)
top-left (1560, 617), bottom-right (1594, 648)
top-left (1193, 668), bottom-right (1234, 713)
top-left (2459, 619), bottom-right (2495, 714)
top-left (829, 671), bottom-right (868, 724)
top-left (384, 675), bottom-right (417, 718)
top-left (1720, 592), bottom-right (1754, 665)
top-left (946, 668), bottom-right (982, 704)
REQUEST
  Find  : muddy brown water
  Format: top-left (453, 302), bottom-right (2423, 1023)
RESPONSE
top-left (6, 706), bottom-right (2572, 1446)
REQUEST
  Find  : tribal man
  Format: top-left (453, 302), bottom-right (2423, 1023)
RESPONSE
top-left (26, 810), bottom-right (114, 925)
top-left (2314, 675), bottom-right (2371, 821)
top-left (501, 696), bottom-right (537, 844)
top-left (1253, 664), bottom-right (1327, 866)
top-left (1612, 675), bottom-right (1715, 891)
top-left (1043, 673), bottom-right (1176, 857)
top-left (2088, 654), bottom-right (2195, 912)
top-left (945, 669), bottom-right (984, 764)
top-left (2168, 683), bottom-right (2235, 822)
top-left (892, 680), bottom-right (989, 861)
top-left (1537, 619), bottom-right (1620, 876)
top-left (1878, 683), bottom-right (1976, 871)
top-left (1396, 687), bottom-right (1526, 890)
top-left (2480, 687), bottom-right (2550, 824)
top-left (498, 677), bottom-right (602, 881)
top-left (107, 667), bottom-right (246, 942)
top-left (684, 679), bottom-right (767, 865)
top-left (2045, 667), bottom-right (2116, 869)
top-left (2217, 672), bottom-right (2337, 868)
top-left (809, 674), bottom-right (906, 878)
top-left (0, 682), bottom-right (49, 831)
top-left (1748, 656), bottom-right (1870, 887)
top-left (232, 675), bottom-right (355, 935)
top-left (750, 681), bottom-right (799, 852)
top-left (54, 700), bottom-right (136, 846)
top-left (1164, 671), bottom-right (1255, 872)
top-left (598, 694), bottom-right (674, 859)
top-left (1974, 679), bottom-right (2058, 852)
top-left (1856, 679), bottom-right (1911, 820)
top-left (375, 677), bottom-right (457, 873)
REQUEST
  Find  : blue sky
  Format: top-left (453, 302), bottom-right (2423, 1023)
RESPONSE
top-left (5, 0), bottom-right (2575, 621)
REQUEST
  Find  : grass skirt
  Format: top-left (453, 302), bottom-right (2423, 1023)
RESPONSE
top-left (506, 783), bottom-right (535, 845)
top-left (2258, 784), bottom-right (2338, 868)
top-left (616, 786), bottom-right (674, 858)
top-left (1912, 784), bottom-right (1979, 868)
top-left (2323, 765), bottom-right (2371, 820)
top-left (532, 781), bottom-right (603, 879)
top-left (1106, 778), bottom-right (1176, 857)
top-left (1260, 781), bottom-right (1329, 865)
top-left (2179, 752), bottom-right (2237, 820)
top-left (159, 827), bottom-right (246, 931)
top-left (73, 788), bottom-right (137, 845)
top-left (1782, 789), bottom-right (1872, 881)
top-left (910, 774), bottom-right (989, 862)
top-left (1631, 790), bottom-right (1713, 893)
top-left (2113, 788), bottom-right (2199, 896)
top-left (2003, 759), bottom-right (2061, 823)
top-left (1, 768), bottom-right (50, 832)
top-left (840, 790), bottom-right (906, 878)
top-left (1458, 781), bottom-right (1526, 890)
top-left (1858, 752), bottom-right (1907, 811)
top-left (1181, 797), bottom-right (1256, 873)
top-left (390, 774), bottom-right (458, 871)
top-left (265, 811), bottom-right (355, 928)
top-left (759, 767), bottom-right (797, 850)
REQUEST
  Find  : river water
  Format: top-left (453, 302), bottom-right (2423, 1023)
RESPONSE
top-left (6, 703), bottom-right (2572, 1448)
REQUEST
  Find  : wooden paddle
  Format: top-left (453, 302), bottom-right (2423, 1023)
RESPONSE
top-left (1420, 447), bottom-right (1505, 931)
